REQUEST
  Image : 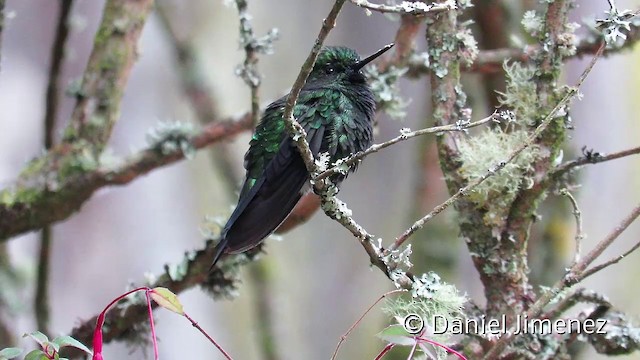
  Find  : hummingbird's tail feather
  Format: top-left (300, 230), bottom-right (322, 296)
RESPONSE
top-left (218, 127), bottom-right (325, 258)
top-left (224, 152), bottom-right (308, 254)
top-left (209, 236), bottom-right (228, 270)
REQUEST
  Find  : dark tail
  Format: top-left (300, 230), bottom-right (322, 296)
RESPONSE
top-left (209, 236), bottom-right (228, 271)
top-left (209, 128), bottom-right (324, 270)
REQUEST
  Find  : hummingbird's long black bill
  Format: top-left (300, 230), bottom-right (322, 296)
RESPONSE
top-left (352, 43), bottom-right (394, 71)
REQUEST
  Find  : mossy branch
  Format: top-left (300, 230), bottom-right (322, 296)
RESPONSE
top-left (63, 0), bottom-right (154, 152)
top-left (0, 115), bottom-right (252, 241)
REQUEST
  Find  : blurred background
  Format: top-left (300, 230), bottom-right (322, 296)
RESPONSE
top-left (0, 0), bottom-right (639, 359)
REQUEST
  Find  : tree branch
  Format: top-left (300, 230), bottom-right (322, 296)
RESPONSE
top-left (316, 112), bottom-right (499, 181)
top-left (349, 0), bottom-right (454, 15)
top-left (405, 19), bottom-right (640, 76)
top-left (0, 114), bottom-right (252, 240)
top-left (484, 201), bottom-right (640, 358)
top-left (63, 0), bottom-right (154, 152)
top-left (553, 145), bottom-right (640, 175)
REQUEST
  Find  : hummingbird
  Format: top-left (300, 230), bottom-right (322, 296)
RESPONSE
top-left (211, 44), bottom-right (394, 268)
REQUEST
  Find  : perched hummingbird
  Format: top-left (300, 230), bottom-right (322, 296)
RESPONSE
top-left (211, 44), bottom-right (394, 268)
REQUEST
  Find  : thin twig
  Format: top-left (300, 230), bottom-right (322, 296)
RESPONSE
top-left (282, 0), bottom-right (347, 175)
top-left (331, 290), bottom-right (405, 360)
top-left (392, 43), bottom-right (606, 253)
top-left (184, 312), bottom-right (233, 360)
top-left (349, 0), bottom-right (454, 15)
top-left (316, 113), bottom-right (498, 181)
top-left (484, 201), bottom-right (640, 358)
top-left (35, 0), bottom-right (73, 335)
top-left (559, 189), bottom-right (584, 264)
top-left (580, 242), bottom-right (640, 280)
top-left (553, 145), bottom-right (640, 176)
top-left (569, 204), bottom-right (640, 283)
top-left (35, 226), bottom-right (52, 334)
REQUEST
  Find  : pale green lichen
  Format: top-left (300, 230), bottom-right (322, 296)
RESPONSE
top-left (457, 24), bottom-right (478, 67)
top-left (498, 62), bottom-right (538, 126)
top-left (383, 273), bottom-right (466, 359)
top-left (522, 10), bottom-right (544, 36)
top-left (457, 128), bottom-right (541, 227)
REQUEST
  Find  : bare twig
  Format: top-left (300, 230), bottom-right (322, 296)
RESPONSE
top-left (573, 203), bottom-right (640, 282)
top-left (331, 290), bottom-right (405, 360)
top-left (553, 145), bottom-right (640, 175)
top-left (560, 189), bottom-right (585, 263)
top-left (101, 115), bottom-right (252, 185)
top-left (35, 0), bottom-right (74, 335)
top-left (184, 312), bottom-right (233, 360)
top-left (316, 113), bottom-right (498, 181)
top-left (349, 0), bottom-right (454, 15)
top-left (484, 202), bottom-right (640, 358)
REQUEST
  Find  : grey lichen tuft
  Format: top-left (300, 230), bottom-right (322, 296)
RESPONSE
top-left (456, 25), bottom-right (479, 67)
top-left (365, 64), bottom-right (409, 120)
top-left (522, 10), bottom-right (544, 37)
top-left (383, 272), bottom-right (466, 337)
top-left (457, 128), bottom-right (541, 227)
top-left (589, 311), bottom-right (640, 355)
top-left (597, 4), bottom-right (637, 47)
top-left (498, 62), bottom-right (538, 126)
top-left (145, 121), bottom-right (197, 159)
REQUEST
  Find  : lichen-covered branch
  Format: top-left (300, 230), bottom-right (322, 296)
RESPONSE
top-left (281, 0), bottom-right (346, 176)
top-left (0, 0), bottom-right (155, 241)
top-left (0, 114), bottom-right (252, 240)
top-left (485, 201), bottom-right (640, 358)
top-left (349, 0), bottom-right (454, 15)
top-left (316, 113), bottom-right (498, 181)
top-left (406, 19), bottom-right (640, 76)
top-left (63, 0), bottom-right (154, 151)
top-left (553, 145), bottom-right (640, 175)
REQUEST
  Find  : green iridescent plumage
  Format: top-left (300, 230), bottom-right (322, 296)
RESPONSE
top-left (211, 45), bottom-right (393, 267)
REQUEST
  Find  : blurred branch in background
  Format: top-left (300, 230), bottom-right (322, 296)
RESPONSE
top-left (0, 113), bottom-right (252, 240)
top-left (35, 0), bottom-right (74, 336)
top-left (0, 0), bottom-right (155, 239)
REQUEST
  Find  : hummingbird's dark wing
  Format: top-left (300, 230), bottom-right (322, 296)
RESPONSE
top-left (211, 91), bottom-right (327, 266)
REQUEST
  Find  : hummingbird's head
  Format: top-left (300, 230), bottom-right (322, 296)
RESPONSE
top-left (308, 44), bottom-right (394, 86)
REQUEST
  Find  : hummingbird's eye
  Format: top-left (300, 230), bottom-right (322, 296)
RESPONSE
top-left (325, 65), bottom-right (335, 74)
